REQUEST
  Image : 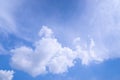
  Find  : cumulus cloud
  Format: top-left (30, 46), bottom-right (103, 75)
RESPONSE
top-left (10, 26), bottom-right (102, 77)
top-left (10, 26), bottom-right (76, 76)
top-left (0, 70), bottom-right (14, 80)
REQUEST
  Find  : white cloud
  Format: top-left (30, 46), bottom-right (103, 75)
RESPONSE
top-left (10, 26), bottom-right (103, 77)
top-left (75, 38), bottom-right (105, 65)
top-left (0, 70), bottom-right (14, 80)
top-left (10, 26), bottom-right (79, 77)
top-left (74, 0), bottom-right (120, 64)
top-left (86, 0), bottom-right (120, 60)
top-left (48, 47), bottom-right (76, 74)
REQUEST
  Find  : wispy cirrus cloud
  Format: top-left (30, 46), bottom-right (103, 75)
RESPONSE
top-left (87, 0), bottom-right (120, 59)
top-left (0, 0), bottom-right (23, 34)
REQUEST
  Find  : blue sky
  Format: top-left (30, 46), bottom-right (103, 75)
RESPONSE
top-left (0, 0), bottom-right (120, 80)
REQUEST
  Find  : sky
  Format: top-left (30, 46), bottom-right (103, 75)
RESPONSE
top-left (0, 0), bottom-right (120, 80)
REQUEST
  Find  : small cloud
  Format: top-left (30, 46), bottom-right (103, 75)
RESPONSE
top-left (0, 70), bottom-right (14, 80)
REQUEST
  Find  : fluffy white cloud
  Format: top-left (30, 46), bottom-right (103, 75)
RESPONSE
top-left (10, 26), bottom-right (76, 77)
top-left (0, 70), bottom-right (14, 80)
top-left (10, 26), bottom-right (102, 77)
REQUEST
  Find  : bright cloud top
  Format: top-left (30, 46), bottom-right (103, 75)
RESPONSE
top-left (0, 70), bottom-right (14, 80)
top-left (10, 26), bottom-right (106, 77)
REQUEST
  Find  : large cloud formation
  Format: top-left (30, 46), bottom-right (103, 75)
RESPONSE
top-left (0, 70), bottom-right (14, 80)
top-left (10, 26), bottom-right (102, 77)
